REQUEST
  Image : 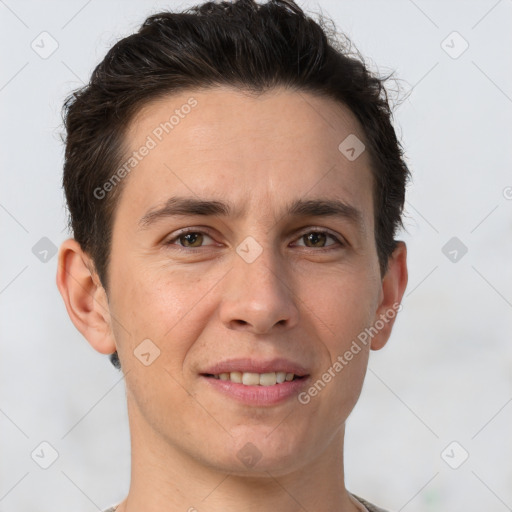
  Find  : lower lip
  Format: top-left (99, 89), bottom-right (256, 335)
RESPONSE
top-left (201, 375), bottom-right (310, 406)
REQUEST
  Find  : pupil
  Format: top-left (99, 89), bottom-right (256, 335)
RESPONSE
top-left (306, 232), bottom-right (326, 247)
top-left (182, 233), bottom-right (202, 247)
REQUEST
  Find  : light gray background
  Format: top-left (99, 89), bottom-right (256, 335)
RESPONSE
top-left (1, 0), bottom-right (511, 511)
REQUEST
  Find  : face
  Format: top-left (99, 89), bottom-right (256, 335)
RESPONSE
top-left (104, 87), bottom-right (387, 475)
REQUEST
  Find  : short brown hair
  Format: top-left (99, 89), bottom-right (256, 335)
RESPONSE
top-left (61, 0), bottom-right (410, 368)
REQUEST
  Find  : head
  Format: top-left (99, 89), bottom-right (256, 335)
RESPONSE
top-left (57, 0), bottom-right (408, 477)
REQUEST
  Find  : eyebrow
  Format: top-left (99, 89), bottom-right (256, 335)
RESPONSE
top-left (138, 196), bottom-right (364, 232)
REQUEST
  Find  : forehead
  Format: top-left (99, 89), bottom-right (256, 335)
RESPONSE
top-left (118, 86), bottom-right (374, 230)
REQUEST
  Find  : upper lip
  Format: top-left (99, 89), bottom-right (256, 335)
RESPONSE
top-left (201, 358), bottom-right (310, 377)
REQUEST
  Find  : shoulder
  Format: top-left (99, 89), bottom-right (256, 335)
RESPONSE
top-left (351, 493), bottom-right (392, 512)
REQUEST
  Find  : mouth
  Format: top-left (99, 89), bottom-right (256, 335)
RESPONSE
top-left (199, 371), bottom-right (310, 406)
top-left (201, 371), bottom-right (307, 386)
top-left (199, 358), bottom-right (311, 405)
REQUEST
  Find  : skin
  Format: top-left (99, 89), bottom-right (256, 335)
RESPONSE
top-left (57, 86), bottom-right (407, 512)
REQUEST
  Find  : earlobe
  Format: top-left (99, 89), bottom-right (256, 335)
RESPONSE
top-left (370, 241), bottom-right (408, 351)
top-left (56, 239), bottom-right (117, 355)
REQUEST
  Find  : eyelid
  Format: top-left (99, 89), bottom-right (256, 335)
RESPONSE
top-left (165, 227), bottom-right (218, 247)
top-left (165, 226), bottom-right (345, 249)
top-left (291, 227), bottom-right (345, 248)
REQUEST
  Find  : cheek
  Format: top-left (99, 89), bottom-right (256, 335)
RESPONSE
top-left (107, 265), bottom-right (211, 420)
top-left (299, 267), bottom-right (378, 345)
top-left (108, 262), bottom-right (219, 368)
top-left (295, 268), bottom-right (377, 412)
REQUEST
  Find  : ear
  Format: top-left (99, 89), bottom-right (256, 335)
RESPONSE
top-left (56, 238), bottom-right (116, 355)
top-left (370, 241), bottom-right (408, 351)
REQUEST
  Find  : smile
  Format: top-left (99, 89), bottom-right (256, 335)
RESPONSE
top-left (203, 371), bottom-right (303, 386)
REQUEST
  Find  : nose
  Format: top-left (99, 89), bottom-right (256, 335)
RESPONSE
top-left (219, 244), bottom-right (300, 334)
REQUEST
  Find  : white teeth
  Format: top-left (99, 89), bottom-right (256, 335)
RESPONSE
top-left (230, 371), bottom-right (243, 383)
top-left (276, 371), bottom-right (286, 383)
top-left (259, 372), bottom-right (277, 386)
top-left (242, 372), bottom-right (261, 386)
top-left (211, 371), bottom-right (299, 385)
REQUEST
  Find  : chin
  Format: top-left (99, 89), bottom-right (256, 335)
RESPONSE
top-left (208, 428), bottom-right (307, 475)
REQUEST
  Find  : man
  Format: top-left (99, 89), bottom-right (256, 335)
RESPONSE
top-left (57, 1), bottom-right (409, 510)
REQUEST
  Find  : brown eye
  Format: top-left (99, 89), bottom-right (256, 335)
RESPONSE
top-left (179, 232), bottom-right (204, 247)
top-left (295, 231), bottom-right (340, 248)
top-left (303, 232), bottom-right (327, 247)
top-left (165, 230), bottom-right (216, 248)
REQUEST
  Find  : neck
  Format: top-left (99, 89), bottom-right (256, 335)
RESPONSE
top-left (116, 400), bottom-right (361, 512)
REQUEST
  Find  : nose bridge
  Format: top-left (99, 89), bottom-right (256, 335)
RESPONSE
top-left (219, 234), bottom-right (299, 333)
top-left (235, 234), bottom-right (288, 301)
top-left (239, 237), bottom-right (281, 287)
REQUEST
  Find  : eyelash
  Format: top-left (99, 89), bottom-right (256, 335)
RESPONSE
top-left (164, 228), bottom-right (345, 251)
